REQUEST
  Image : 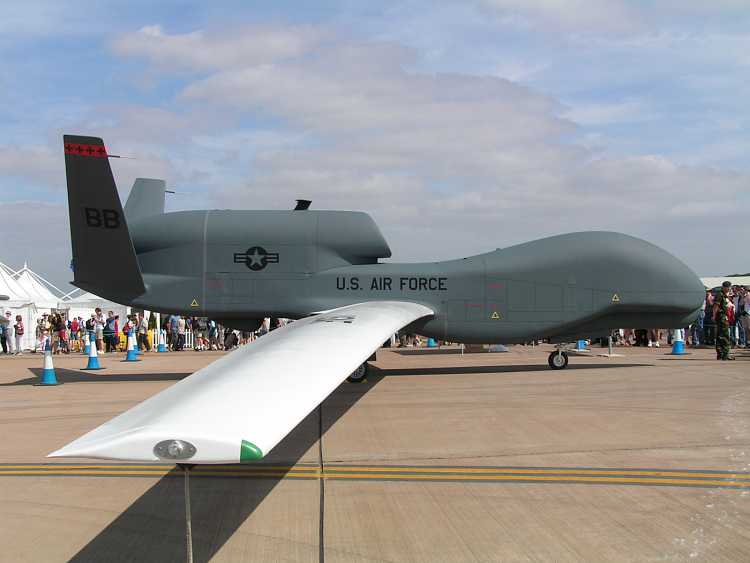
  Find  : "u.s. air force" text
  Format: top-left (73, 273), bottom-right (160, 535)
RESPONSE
top-left (336, 276), bottom-right (447, 291)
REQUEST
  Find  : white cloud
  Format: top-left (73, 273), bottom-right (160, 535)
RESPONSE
top-left (104, 24), bottom-right (750, 276)
top-left (112, 24), bottom-right (328, 71)
top-left (476, 0), bottom-right (641, 33)
top-left (0, 201), bottom-right (72, 290)
top-left (474, 0), bottom-right (750, 35)
top-left (563, 99), bottom-right (657, 126)
top-left (0, 145), bottom-right (62, 190)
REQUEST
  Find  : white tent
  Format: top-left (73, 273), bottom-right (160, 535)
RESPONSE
top-left (59, 291), bottom-right (129, 323)
top-left (701, 276), bottom-right (750, 289)
top-left (0, 262), bottom-right (32, 303)
top-left (14, 263), bottom-right (61, 308)
top-left (0, 264), bottom-right (38, 352)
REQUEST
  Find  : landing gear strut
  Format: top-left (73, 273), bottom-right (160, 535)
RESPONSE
top-left (548, 349), bottom-right (569, 370)
top-left (179, 463), bottom-right (195, 563)
top-left (347, 362), bottom-right (369, 383)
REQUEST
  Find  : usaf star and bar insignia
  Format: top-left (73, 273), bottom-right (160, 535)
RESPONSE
top-left (234, 246), bottom-right (280, 271)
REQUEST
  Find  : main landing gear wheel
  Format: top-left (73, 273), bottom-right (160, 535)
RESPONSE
top-left (347, 362), bottom-right (368, 383)
top-left (548, 351), bottom-right (569, 370)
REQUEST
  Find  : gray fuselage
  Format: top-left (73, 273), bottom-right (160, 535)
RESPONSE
top-left (123, 210), bottom-right (704, 344)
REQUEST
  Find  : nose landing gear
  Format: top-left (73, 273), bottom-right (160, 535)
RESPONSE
top-left (548, 349), bottom-right (569, 370)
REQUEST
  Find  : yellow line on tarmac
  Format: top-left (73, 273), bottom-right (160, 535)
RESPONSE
top-left (3, 464), bottom-right (749, 481)
top-left (317, 472), bottom-right (750, 488)
top-left (1, 468), bottom-right (749, 488)
top-left (0, 464), bottom-right (316, 472)
top-left (0, 470), bottom-right (317, 478)
top-left (2, 465), bottom-right (749, 489)
top-left (325, 466), bottom-right (750, 480)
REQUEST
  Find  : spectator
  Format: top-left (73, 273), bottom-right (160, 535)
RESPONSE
top-left (647, 329), bottom-right (661, 348)
top-left (94, 307), bottom-right (105, 352)
top-left (208, 320), bottom-right (218, 350)
top-left (169, 314), bottom-right (180, 351)
top-left (739, 286), bottom-right (750, 349)
top-left (193, 317), bottom-right (207, 351)
top-left (259, 317), bottom-right (270, 337)
top-left (703, 290), bottom-right (716, 346)
top-left (56, 315), bottom-right (69, 354)
top-left (713, 281), bottom-right (734, 360)
top-left (690, 296), bottom-right (706, 347)
top-left (137, 313), bottom-right (150, 352)
top-left (4, 311), bottom-right (13, 354)
top-left (734, 286), bottom-right (746, 347)
top-left (85, 314), bottom-right (96, 341)
top-left (0, 315), bottom-right (7, 354)
top-left (177, 316), bottom-right (186, 350)
top-left (70, 316), bottom-right (80, 353)
top-left (104, 312), bottom-right (117, 353)
top-left (13, 314), bottom-right (24, 355)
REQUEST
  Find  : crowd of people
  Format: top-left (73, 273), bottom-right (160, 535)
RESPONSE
top-left (0, 284), bottom-right (747, 361)
top-left (0, 311), bottom-right (25, 355)
top-left (597, 283), bottom-right (749, 360)
top-left (0, 308), bottom-right (291, 355)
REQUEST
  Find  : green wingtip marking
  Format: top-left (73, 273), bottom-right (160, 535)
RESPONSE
top-left (240, 440), bottom-right (263, 462)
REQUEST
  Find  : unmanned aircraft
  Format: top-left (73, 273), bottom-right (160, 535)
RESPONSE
top-left (50, 135), bottom-right (704, 465)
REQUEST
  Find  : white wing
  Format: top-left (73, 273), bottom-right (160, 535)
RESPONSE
top-left (48, 301), bottom-right (433, 464)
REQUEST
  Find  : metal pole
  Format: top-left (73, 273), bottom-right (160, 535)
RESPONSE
top-left (608, 334), bottom-right (613, 356)
top-left (182, 465), bottom-right (194, 563)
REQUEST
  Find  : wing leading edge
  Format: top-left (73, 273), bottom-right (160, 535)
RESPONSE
top-left (48, 301), bottom-right (433, 463)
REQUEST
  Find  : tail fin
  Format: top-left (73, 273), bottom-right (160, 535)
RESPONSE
top-left (124, 178), bottom-right (166, 222)
top-left (64, 135), bottom-right (146, 302)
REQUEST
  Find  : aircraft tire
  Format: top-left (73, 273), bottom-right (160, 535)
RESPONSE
top-left (548, 351), bottom-right (569, 370)
top-left (347, 362), bottom-right (368, 383)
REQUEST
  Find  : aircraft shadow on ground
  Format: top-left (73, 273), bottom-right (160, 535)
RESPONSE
top-left (0, 367), bottom-right (191, 386)
top-left (394, 348), bottom-right (466, 355)
top-left (374, 363), bottom-right (652, 376)
top-left (68, 375), bottom-right (382, 563)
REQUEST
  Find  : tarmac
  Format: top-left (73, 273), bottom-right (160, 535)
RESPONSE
top-left (1, 343), bottom-right (749, 562)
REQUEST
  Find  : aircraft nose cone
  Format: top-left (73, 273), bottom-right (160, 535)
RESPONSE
top-left (610, 234), bottom-right (705, 323)
top-left (565, 232), bottom-right (705, 323)
top-left (649, 245), bottom-right (705, 315)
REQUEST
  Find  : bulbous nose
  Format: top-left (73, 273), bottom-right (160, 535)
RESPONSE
top-left (594, 232), bottom-right (705, 323)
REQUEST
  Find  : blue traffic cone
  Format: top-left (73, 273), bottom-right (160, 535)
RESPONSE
top-left (671, 329), bottom-right (686, 355)
top-left (576, 339), bottom-right (587, 351)
top-left (82, 332), bottom-right (103, 370)
top-left (157, 329), bottom-right (167, 353)
top-left (37, 341), bottom-right (60, 386)
top-left (427, 338), bottom-right (437, 348)
top-left (124, 330), bottom-right (139, 362)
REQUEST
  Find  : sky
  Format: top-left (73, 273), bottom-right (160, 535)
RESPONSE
top-left (1, 0), bottom-right (748, 289)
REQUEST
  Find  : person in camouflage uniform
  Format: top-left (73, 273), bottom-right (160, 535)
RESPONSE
top-left (713, 281), bottom-right (734, 360)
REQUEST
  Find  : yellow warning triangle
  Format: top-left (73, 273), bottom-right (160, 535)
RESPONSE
top-left (490, 311), bottom-right (501, 320)
top-left (611, 293), bottom-right (620, 303)
top-left (190, 299), bottom-right (199, 307)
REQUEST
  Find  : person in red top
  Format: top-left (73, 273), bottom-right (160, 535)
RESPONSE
top-left (70, 317), bottom-right (79, 352)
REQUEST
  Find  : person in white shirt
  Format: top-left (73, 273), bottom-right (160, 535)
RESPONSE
top-left (137, 314), bottom-right (151, 351)
top-left (94, 308), bottom-right (106, 352)
top-left (177, 317), bottom-right (186, 350)
top-left (13, 315), bottom-right (24, 355)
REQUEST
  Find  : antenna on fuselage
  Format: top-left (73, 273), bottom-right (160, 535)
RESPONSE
top-left (294, 199), bottom-right (312, 210)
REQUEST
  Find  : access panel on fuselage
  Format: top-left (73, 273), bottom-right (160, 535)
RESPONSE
top-left (204, 211), bottom-right (316, 312)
